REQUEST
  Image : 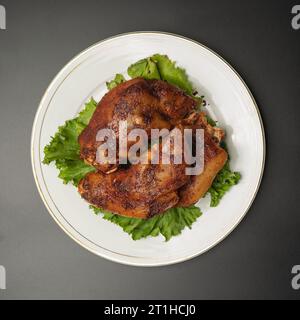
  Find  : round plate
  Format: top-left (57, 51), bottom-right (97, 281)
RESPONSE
top-left (31, 32), bottom-right (265, 266)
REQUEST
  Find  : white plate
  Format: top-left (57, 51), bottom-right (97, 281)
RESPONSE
top-left (31, 32), bottom-right (265, 267)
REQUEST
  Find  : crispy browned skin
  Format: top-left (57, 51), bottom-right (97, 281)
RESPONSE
top-left (78, 79), bottom-right (228, 218)
top-left (78, 141), bottom-right (189, 219)
top-left (78, 167), bottom-right (185, 219)
top-left (78, 78), bottom-right (197, 173)
top-left (177, 113), bottom-right (228, 207)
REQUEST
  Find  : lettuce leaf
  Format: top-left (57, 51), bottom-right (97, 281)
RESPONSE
top-left (127, 54), bottom-right (194, 95)
top-left (55, 159), bottom-right (95, 186)
top-left (43, 98), bottom-right (97, 185)
top-left (208, 161), bottom-right (241, 207)
top-left (151, 54), bottom-right (194, 95)
top-left (92, 205), bottom-right (202, 241)
top-left (206, 115), bottom-right (217, 127)
top-left (106, 73), bottom-right (126, 90)
top-left (127, 57), bottom-right (161, 80)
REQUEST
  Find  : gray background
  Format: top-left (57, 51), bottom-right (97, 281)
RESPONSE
top-left (0, 0), bottom-right (299, 300)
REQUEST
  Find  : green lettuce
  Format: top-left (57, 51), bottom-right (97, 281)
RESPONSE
top-left (206, 115), bottom-right (217, 127)
top-left (106, 73), bottom-right (125, 90)
top-left (43, 98), bottom-right (97, 185)
top-left (128, 54), bottom-right (194, 95)
top-left (55, 159), bottom-right (95, 186)
top-left (208, 161), bottom-right (241, 207)
top-left (127, 57), bottom-right (161, 80)
top-left (92, 206), bottom-right (202, 241)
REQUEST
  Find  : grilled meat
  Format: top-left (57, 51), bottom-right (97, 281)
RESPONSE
top-left (177, 113), bottom-right (227, 206)
top-left (78, 78), bottom-right (227, 218)
top-left (78, 78), bottom-right (197, 173)
top-left (78, 130), bottom-right (189, 219)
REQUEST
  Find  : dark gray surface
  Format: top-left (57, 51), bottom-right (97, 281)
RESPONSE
top-left (0, 0), bottom-right (299, 300)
